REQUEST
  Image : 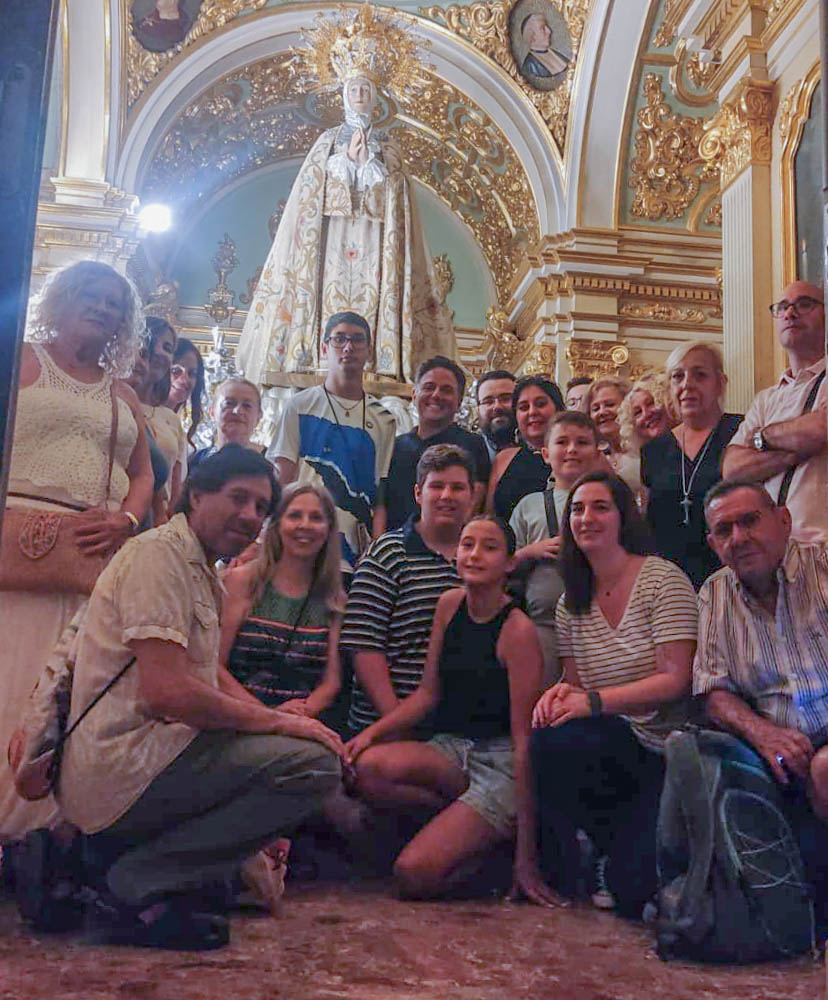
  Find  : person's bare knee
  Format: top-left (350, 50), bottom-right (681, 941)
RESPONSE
top-left (393, 844), bottom-right (447, 898)
top-left (808, 747), bottom-right (828, 819)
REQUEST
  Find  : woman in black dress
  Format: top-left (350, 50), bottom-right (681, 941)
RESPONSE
top-left (641, 342), bottom-right (742, 589)
top-left (486, 376), bottom-right (564, 521)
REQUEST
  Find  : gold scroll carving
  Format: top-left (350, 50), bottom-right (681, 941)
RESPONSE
top-left (126, 0), bottom-right (268, 108)
top-left (668, 39), bottom-right (717, 108)
top-left (566, 338), bottom-right (630, 380)
top-left (420, 0), bottom-right (591, 153)
top-left (485, 307), bottom-right (522, 369)
top-left (629, 73), bottom-right (719, 225)
top-left (699, 78), bottom-right (774, 190)
top-left (653, 0), bottom-right (694, 48)
top-left (619, 301), bottom-right (708, 324)
top-left (521, 344), bottom-right (557, 377)
top-left (432, 254), bottom-right (455, 303)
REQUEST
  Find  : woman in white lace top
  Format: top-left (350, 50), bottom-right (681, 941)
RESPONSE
top-left (0, 261), bottom-right (153, 845)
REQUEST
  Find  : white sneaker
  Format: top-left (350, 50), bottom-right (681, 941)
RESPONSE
top-left (590, 855), bottom-right (617, 910)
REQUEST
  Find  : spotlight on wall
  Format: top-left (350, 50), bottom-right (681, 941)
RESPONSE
top-left (138, 203), bottom-right (172, 233)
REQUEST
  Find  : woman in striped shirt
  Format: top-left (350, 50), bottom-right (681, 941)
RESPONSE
top-left (531, 471), bottom-right (697, 918)
top-left (220, 482), bottom-right (346, 728)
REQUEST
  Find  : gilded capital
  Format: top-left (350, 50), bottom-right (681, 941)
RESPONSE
top-left (700, 78), bottom-right (775, 190)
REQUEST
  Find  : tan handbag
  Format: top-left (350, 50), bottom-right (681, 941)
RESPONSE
top-left (0, 385), bottom-right (120, 594)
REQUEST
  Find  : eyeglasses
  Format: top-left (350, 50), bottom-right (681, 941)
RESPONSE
top-left (478, 393), bottom-right (514, 408)
top-left (326, 333), bottom-right (368, 347)
top-left (768, 296), bottom-right (823, 318)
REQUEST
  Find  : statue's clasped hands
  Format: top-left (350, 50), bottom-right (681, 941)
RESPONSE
top-left (347, 128), bottom-right (369, 165)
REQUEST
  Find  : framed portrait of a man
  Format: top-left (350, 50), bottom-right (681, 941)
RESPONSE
top-left (509, 0), bottom-right (572, 92)
top-left (131, 0), bottom-right (203, 52)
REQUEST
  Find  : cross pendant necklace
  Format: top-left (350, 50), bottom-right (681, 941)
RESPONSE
top-left (679, 424), bottom-right (716, 527)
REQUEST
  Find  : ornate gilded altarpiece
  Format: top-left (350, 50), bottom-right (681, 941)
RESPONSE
top-left (141, 55), bottom-right (539, 304)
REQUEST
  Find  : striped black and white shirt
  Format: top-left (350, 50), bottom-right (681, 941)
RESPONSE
top-left (694, 541), bottom-right (828, 746)
top-left (341, 516), bottom-right (460, 733)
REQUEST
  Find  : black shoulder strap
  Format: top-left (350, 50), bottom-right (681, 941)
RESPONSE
top-left (543, 486), bottom-right (558, 537)
top-left (60, 656), bottom-right (137, 748)
top-left (777, 371), bottom-right (825, 506)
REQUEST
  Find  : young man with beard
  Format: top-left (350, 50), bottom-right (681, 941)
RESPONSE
top-left (476, 370), bottom-right (517, 461)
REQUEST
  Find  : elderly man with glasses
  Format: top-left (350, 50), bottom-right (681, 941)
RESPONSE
top-left (723, 281), bottom-right (826, 542)
top-left (268, 311), bottom-right (396, 581)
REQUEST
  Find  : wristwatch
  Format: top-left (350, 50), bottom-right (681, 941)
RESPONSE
top-left (753, 428), bottom-right (769, 452)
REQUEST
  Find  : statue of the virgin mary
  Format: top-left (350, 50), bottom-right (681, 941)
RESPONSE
top-left (237, 5), bottom-right (456, 388)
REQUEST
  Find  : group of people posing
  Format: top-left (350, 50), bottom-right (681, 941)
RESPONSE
top-left (1, 260), bottom-right (826, 955)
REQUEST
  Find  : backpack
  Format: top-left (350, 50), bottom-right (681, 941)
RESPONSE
top-left (655, 727), bottom-right (815, 963)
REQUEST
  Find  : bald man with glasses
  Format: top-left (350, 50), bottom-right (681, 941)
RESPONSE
top-left (723, 281), bottom-right (826, 542)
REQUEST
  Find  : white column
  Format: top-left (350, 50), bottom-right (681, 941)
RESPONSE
top-left (721, 167), bottom-right (774, 412)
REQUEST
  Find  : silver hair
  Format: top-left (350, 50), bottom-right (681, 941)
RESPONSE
top-left (26, 261), bottom-right (144, 378)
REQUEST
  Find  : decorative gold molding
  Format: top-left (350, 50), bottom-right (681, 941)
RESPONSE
top-left (668, 39), bottom-right (717, 108)
top-left (653, 0), bottom-right (694, 48)
top-left (566, 338), bottom-right (630, 379)
top-left (420, 0), bottom-right (591, 153)
top-left (700, 77), bottom-right (774, 190)
top-left (125, 0), bottom-right (268, 108)
top-left (779, 63), bottom-right (821, 285)
top-left (432, 253), bottom-right (455, 303)
top-left (484, 307), bottom-right (522, 369)
top-left (629, 73), bottom-right (719, 225)
top-left (619, 300), bottom-right (708, 324)
top-left (521, 343), bottom-right (556, 376)
top-left (143, 57), bottom-right (539, 304)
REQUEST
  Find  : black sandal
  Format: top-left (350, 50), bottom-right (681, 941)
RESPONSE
top-left (87, 896), bottom-right (229, 951)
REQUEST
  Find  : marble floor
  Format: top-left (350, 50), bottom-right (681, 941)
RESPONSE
top-left (0, 881), bottom-right (823, 1000)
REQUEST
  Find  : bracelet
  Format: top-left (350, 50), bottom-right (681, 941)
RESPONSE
top-left (122, 510), bottom-right (140, 533)
top-left (587, 690), bottom-right (602, 717)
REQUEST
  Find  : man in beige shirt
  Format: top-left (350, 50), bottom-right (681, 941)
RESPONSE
top-left (59, 445), bottom-right (343, 950)
top-left (724, 281), bottom-right (826, 542)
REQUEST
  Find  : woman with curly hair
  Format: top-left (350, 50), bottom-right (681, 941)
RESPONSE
top-left (617, 373), bottom-right (676, 455)
top-left (0, 260), bottom-right (153, 845)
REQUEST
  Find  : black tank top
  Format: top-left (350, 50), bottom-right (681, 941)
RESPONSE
top-left (493, 446), bottom-right (551, 521)
top-left (432, 597), bottom-right (519, 739)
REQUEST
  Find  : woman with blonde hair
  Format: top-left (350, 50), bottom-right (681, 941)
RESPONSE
top-left (220, 481), bottom-right (346, 727)
top-left (617, 373), bottom-right (676, 454)
top-left (641, 340), bottom-right (742, 589)
top-left (583, 376), bottom-right (642, 495)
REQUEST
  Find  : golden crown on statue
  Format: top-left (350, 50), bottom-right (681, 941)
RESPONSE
top-left (294, 2), bottom-right (427, 96)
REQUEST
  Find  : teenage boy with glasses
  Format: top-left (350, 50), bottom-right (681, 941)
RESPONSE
top-left (268, 311), bottom-right (396, 579)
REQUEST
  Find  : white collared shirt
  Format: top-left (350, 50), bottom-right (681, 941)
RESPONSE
top-left (730, 359), bottom-right (827, 542)
top-left (693, 540), bottom-right (828, 744)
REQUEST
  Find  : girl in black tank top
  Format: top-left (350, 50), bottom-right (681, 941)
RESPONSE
top-left (345, 516), bottom-right (562, 906)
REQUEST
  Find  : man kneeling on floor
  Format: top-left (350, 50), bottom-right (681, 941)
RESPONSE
top-left (58, 445), bottom-right (344, 949)
top-left (694, 479), bottom-right (828, 922)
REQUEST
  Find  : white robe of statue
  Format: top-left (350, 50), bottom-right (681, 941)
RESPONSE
top-left (237, 77), bottom-right (456, 387)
